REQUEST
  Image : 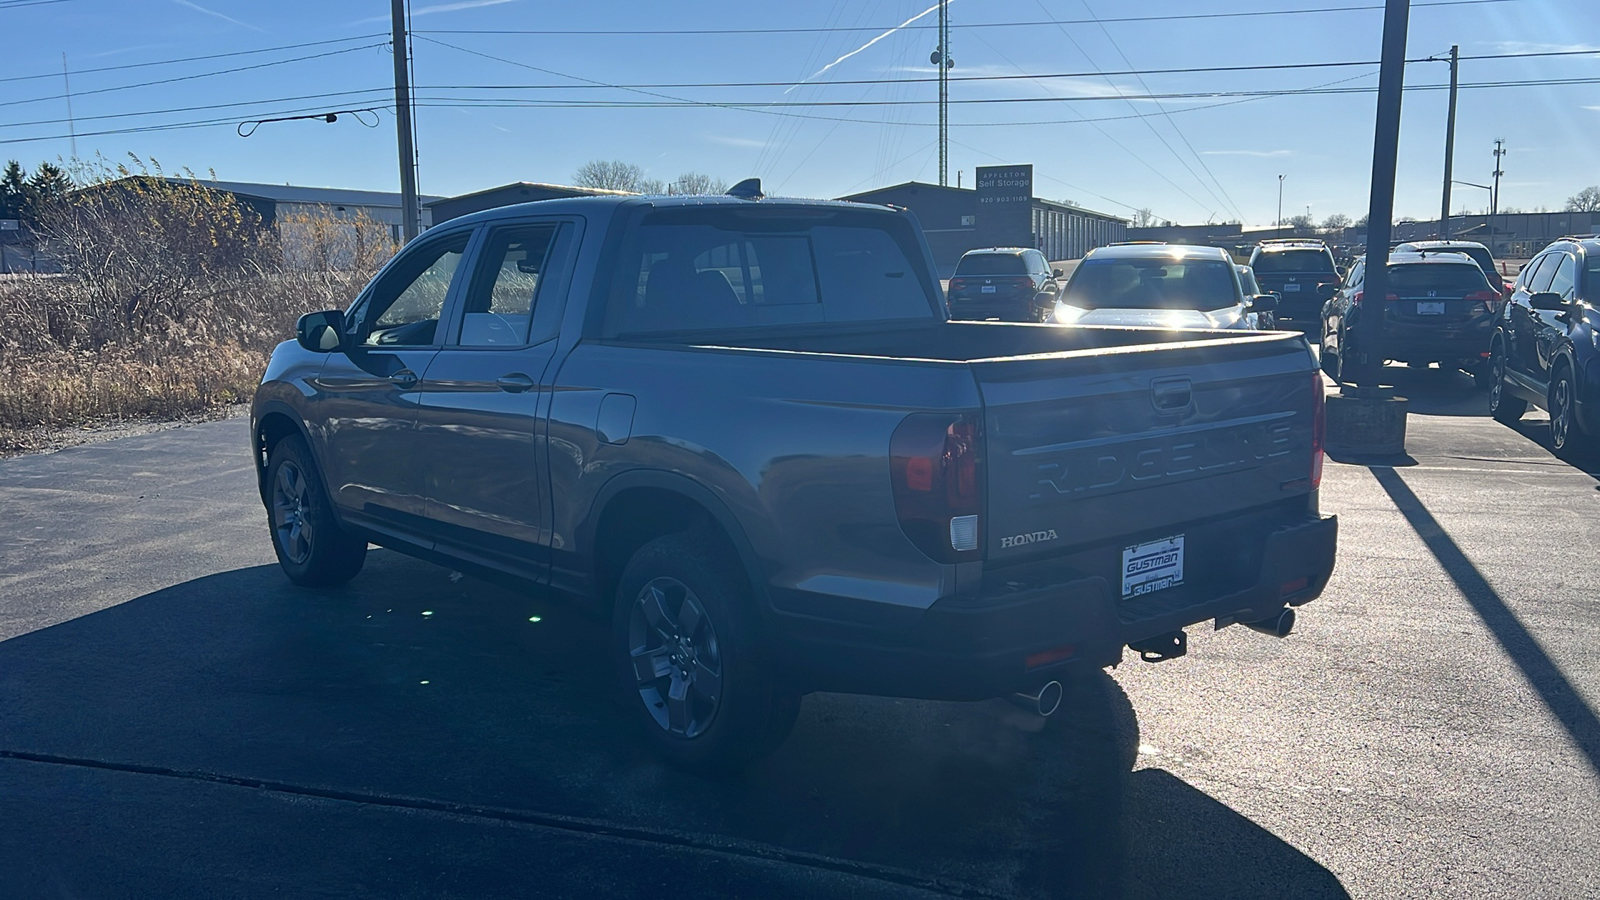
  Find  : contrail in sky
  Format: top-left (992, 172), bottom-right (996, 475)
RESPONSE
top-left (785, 1), bottom-right (954, 94)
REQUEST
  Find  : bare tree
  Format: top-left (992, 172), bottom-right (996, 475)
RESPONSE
top-left (1565, 186), bottom-right (1600, 212)
top-left (668, 172), bottom-right (728, 195)
top-left (1286, 213), bottom-right (1314, 234)
top-left (572, 159), bottom-right (664, 193)
top-left (1131, 208), bottom-right (1155, 227)
top-left (1321, 213), bottom-right (1351, 232)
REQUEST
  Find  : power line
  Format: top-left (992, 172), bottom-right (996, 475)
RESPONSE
top-left (0, 88), bottom-right (393, 131)
top-left (0, 34), bottom-right (389, 85)
top-left (404, 48), bottom-right (1598, 93)
top-left (412, 0), bottom-right (1513, 36)
top-left (0, 0), bottom-right (78, 9)
top-left (0, 42), bottom-right (390, 109)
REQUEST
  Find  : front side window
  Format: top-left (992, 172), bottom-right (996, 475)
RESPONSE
top-left (361, 232), bottom-right (471, 346)
top-left (1526, 254), bottom-right (1559, 294)
top-left (1546, 253), bottom-right (1577, 301)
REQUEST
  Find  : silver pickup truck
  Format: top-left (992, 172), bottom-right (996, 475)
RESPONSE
top-left (252, 189), bottom-right (1337, 769)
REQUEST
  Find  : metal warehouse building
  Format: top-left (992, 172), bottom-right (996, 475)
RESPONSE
top-left (838, 165), bottom-right (1127, 276)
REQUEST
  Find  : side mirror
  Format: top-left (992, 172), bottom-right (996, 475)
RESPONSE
top-left (1247, 294), bottom-right (1279, 313)
top-left (296, 309), bottom-right (347, 352)
top-left (1529, 291), bottom-right (1566, 311)
top-left (1317, 283), bottom-right (1338, 300)
top-left (1052, 268), bottom-right (1063, 277)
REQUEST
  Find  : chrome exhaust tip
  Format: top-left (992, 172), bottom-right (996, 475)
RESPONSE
top-left (1008, 680), bottom-right (1064, 717)
top-left (1243, 607), bottom-right (1296, 638)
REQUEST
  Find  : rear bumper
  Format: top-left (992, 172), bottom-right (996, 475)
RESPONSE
top-left (1371, 330), bottom-right (1493, 364)
top-left (775, 512), bottom-right (1338, 700)
top-left (948, 299), bottom-right (1034, 322)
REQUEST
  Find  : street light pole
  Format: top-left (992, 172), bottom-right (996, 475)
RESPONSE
top-left (1277, 174), bottom-right (1285, 238)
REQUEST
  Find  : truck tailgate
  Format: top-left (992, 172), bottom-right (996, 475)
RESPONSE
top-left (973, 331), bottom-right (1318, 564)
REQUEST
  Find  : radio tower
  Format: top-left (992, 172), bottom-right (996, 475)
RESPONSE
top-left (930, 0), bottom-right (952, 186)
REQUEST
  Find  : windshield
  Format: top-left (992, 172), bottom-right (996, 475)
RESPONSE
top-left (1253, 249), bottom-right (1336, 274)
top-left (1063, 256), bottom-right (1240, 310)
top-left (954, 254), bottom-right (1027, 276)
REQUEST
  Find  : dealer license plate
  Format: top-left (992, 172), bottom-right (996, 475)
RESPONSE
top-left (1416, 301), bottom-right (1445, 315)
top-left (981, 285), bottom-right (997, 293)
top-left (1283, 283), bottom-right (1301, 292)
top-left (1122, 534), bottom-right (1185, 598)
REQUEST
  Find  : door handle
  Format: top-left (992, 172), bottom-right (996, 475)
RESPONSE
top-left (388, 369), bottom-right (419, 389)
top-left (496, 373), bottom-right (536, 393)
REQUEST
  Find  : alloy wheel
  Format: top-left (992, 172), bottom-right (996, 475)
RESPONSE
top-left (1551, 372), bottom-right (1573, 450)
top-left (272, 461), bottom-right (314, 565)
top-left (628, 577), bottom-right (724, 739)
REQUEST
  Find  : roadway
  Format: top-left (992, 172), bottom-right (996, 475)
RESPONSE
top-left (1, 367), bottom-right (1597, 899)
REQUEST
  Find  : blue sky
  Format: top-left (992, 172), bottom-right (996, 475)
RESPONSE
top-left (1, 0), bottom-right (1596, 225)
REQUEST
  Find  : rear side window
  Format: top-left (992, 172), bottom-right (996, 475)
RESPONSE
top-left (1585, 258), bottom-right (1600, 301)
top-left (955, 254), bottom-right (1027, 276)
top-left (1253, 250), bottom-right (1335, 274)
top-left (1386, 263), bottom-right (1493, 293)
top-left (602, 209), bottom-right (936, 335)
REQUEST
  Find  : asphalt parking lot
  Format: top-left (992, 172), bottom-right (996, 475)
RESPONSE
top-left (1, 366), bottom-right (1597, 899)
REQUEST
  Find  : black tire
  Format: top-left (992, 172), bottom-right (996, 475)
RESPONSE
top-left (1549, 363), bottom-right (1588, 454)
top-left (1334, 333), bottom-right (1356, 386)
top-left (265, 434), bottom-right (367, 587)
top-left (1488, 339), bottom-right (1528, 425)
top-left (612, 531), bottom-right (801, 772)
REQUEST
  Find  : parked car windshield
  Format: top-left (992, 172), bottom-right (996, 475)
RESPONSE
top-left (1386, 262), bottom-right (1494, 293)
top-left (1253, 249), bottom-right (1336, 274)
top-left (955, 254), bottom-right (1027, 276)
top-left (1063, 257), bottom-right (1240, 310)
top-left (602, 208), bottom-right (939, 335)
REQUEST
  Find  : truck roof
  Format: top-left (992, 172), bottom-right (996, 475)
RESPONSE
top-left (426, 192), bottom-right (900, 232)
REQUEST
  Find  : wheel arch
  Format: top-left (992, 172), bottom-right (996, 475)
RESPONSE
top-left (582, 470), bottom-right (769, 616)
top-left (252, 401), bottom-right (315, 504)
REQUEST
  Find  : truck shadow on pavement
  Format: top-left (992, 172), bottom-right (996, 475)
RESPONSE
top-left (0, 553), bottom-right (1349, 900)
top-left (1369, 466), bottom-right (1600, 773)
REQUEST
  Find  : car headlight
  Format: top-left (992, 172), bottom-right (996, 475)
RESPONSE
top-left (1052, 303), bottom-right (1087, 324)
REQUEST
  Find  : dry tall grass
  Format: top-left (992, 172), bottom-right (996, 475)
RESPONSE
top-left (0, 169), bottom-right (393, 452)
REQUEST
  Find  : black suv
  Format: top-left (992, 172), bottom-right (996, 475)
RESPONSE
top-left (1248, 240), bottom-right (1342, 324)
top-left (1319, 251), bottom-right (1501, 386)
top-left (1394, 240), bottom-right (1510, 297)
top-left (946, 247), bottom-right (1061, 322)
top-left (1487, 237), bottom-right (1600, 453)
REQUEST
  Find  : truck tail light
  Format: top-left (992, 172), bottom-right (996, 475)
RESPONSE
top-left (1310, 371), bottom-right (1326, 491)
top-left (949, 277), bottom-right (968, 292)
top-left (1351, 291), bottom-right (1399, 305)
top-left (890, 413), bottom-right (984, 562)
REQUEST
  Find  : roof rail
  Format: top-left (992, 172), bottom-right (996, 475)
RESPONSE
top-left (1109, 240), bottom-right (1167, 246)
top-left (1257, 237), bottom-right (1325, 245)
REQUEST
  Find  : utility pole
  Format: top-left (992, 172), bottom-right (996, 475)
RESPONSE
top-left (1491, 138), bottom-right (1505, 217)
top-left (1276, 174), bottom-right (1285, 238)
top-left (62, 54), bottom-right (76, 161)
top-left (1353, 0), bottom-right (1411, 391)
top-left (1436, 45), bottom-right (1458, 240)
top-left (391, 0), bottom-right (420, 242)
top-left (929, 0), bottom-right (952, 186)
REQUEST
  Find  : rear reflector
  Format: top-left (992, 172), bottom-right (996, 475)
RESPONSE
top-left (1280, 576), bottom-right (1310, 597)
top-left (1025, 645), bottom-right (1076, 669)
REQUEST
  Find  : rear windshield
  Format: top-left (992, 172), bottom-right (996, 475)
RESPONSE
top-left (601, 208), bottom-right (937, 336)
top-left (955, 254), bottom-right (1026, 276)
top-left (1253, 249), bottom-right (1335, 274)
top-left (1386, 263), bottom-right (1494, 293)
top-left (1063, 257), bottom-right (1240, 311)
top-left (1457, 247), bottom-right (1498, 281)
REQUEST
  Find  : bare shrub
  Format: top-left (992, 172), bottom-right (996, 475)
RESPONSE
top-left (0, 158), bottom-right (396, 447)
